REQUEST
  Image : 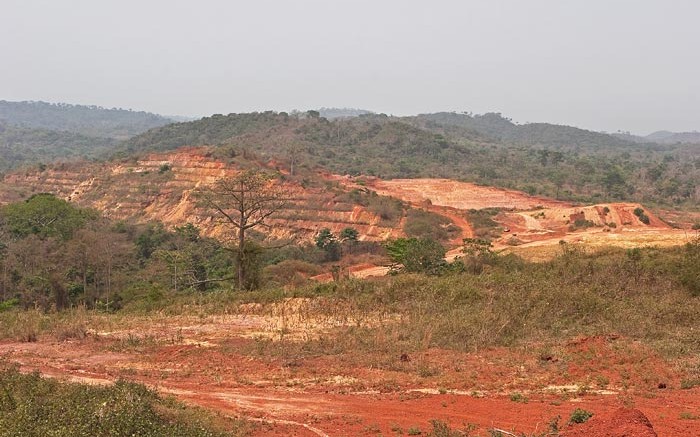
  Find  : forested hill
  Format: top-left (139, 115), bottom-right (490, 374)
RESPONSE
top-left (410, 112), bottom-right (638, 149)
top-left (0, 122), bottom-right (115, 172)
top-left (614, 130), bottom-right (700, 145)
top-left (123, 111), bottom-right (699, 208)
top-left (0, 100), bottom-right (174, 139)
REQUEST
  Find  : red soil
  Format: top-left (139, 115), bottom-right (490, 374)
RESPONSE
top-left (563, 408), bottom-right (658, 437)
top-left (1, 316), bottom-right (698, 437)
top-left (361, 178), bottom-right (569, 211)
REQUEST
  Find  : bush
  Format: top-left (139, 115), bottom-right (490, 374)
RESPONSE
top-left (633, 207), bottom-right (651, 225)
top-left (0, 363), bottom-right (245, 436)
top-left (569, 408), bottom-right (593, 424)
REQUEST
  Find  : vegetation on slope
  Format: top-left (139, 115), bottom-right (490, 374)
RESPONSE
top-left (0, 194), bottom-right (378, 310)
top-left (123, 111), bottom-right (700, 208)
top-left (0, 100), bottom-right (174, 139)
top-left (0, 122), bottom-right (116, 173)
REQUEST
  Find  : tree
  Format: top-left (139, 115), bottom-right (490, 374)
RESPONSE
top-left (1, 193), bottom-right (93, 240)
top-left (197, 169), bottom-right (287, 290)
top-left (385, 237), bottom-right (446, 274)
top-left (340, 227), bottom-right (359, 242)
top-left (315, 228), bottom-right (341, 262)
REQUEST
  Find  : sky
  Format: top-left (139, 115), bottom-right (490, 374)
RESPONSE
top-left (1, 0), bottom-right (698, 135)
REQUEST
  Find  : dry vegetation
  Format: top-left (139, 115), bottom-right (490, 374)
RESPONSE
top-left (1, 242), bottom-right (699, 435)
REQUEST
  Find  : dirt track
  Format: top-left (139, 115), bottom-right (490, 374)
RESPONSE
top-left (2, 312), bottom-right (698, 436)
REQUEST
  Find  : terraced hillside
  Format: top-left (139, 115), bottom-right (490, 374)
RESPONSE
top-left (0, 147), bottom-right (403, 242)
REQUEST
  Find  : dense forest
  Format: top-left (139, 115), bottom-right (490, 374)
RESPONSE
top-left (123, 111), bottom-right (700, 208)
top-left (0, 100), bottom-right (174, 139)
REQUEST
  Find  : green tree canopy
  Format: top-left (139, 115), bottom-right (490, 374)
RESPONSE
top-left (385, 237), bottom-right (446, 274)
top-left (1, 194), bottom-right (94, 240)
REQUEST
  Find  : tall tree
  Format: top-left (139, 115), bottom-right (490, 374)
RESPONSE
top-left (197, 170), bottom-right (287, 290)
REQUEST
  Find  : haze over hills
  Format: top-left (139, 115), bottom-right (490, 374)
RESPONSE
top-left (0, 100), bottom-right (179, 172)
top-left (317, 107), bottom-right (374, 119)
top-left (0, 122), bottom-right (116, 172)
top-left (0, 100), bottom-right (175, 139)
top-left (613, 130), bottom-right (700, 145)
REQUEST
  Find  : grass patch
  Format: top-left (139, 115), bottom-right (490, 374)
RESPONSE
top-left (0, 363), bottom-right (250, 436)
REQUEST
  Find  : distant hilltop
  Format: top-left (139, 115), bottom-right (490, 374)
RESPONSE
top-left (0, 100), bottom-right (174, 139)
top-left (613, 129), bottom-right (700, 145)
top-left (317, 107), bottom-right (374, 119)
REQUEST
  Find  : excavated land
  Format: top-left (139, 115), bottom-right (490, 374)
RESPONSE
top-left (0, 148), bottom-right (401, 242)
top-left (1, 157), bottom-right (699, 435)
top-left (1, 306), bottom-right (698, 436)
top-left (352, 177), bottom-right (692, 258)
top-left (362, 178), bottom-right (570, 211)
top-left (2, 150), bottom-right (690, 262)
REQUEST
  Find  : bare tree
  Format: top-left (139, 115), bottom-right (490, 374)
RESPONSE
top-left (197, 169), bottom-right (287, 290)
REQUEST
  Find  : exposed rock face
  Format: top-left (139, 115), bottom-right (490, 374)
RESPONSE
top-left (0, 147), bottom-right (401, 242)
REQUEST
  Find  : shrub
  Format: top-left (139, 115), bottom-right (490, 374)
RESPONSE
top-left (571, 218), bottom-right (595, 230)
top-left (0, 363), bottom-right (245, 436)
top-left (404, 209), bottom-right (457, 242)
top-left (633, 207), bottom-right (651, 224)
top-left (569, 408), bottom-right (593, 424)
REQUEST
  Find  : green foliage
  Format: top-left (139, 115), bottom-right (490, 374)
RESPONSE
top-left (315, 228), bottom-right (341, 262)
top-left (1, 193), bottom-right (94, 240)
top-left (0, 197), bottom-right (234, 310)
top-left (569, 408), bottom-right (593, 424)
top-left (680, 379), bottom-right (700, 390)
top-left (136, 223), bottom-right (170, 260)
top-left (315, 228), bottom-right (336, 249)
top-left (678, 238), bottom-right (700, 296)
top-left (633, 207), bottom-right (651, 225)
top-left (0, 363), bottom-right (241, 436)
top-left (385, 238), bottom-right (446, 274)
top-left (509, 392), bottom-right (528, 403)
top-left (570, 218), bottom-right (596, 230)
top-left (0, 299), bottom-right (18, 312)
top-left (339, 227), bottom-right (359, 242)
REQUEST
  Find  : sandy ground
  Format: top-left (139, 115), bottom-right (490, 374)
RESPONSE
top-left (2, 310), bottom-right (699, 436)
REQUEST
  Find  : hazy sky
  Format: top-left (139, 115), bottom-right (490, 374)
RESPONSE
top-left (1, 0), bottom-right (698, 134)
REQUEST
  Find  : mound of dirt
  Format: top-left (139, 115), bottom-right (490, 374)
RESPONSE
top-left (564, 408), bottom-right (657, 437)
